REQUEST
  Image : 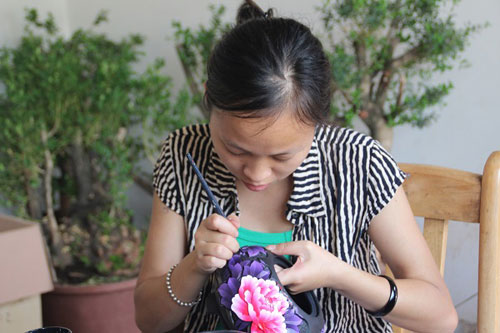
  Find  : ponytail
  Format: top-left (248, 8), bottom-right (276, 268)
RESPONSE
top-left (236, 0), bottom-right (274, 25)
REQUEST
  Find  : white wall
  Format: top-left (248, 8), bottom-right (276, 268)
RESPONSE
top-left (1, 0), bottom-right (498, 328)
top-left (391, 0), bottom-right (500, 326)
top-left (0, 0), bottom-right (70, 46)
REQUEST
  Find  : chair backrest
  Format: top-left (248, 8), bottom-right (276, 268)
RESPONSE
top-left (391, 151), bottom-right (500, 333)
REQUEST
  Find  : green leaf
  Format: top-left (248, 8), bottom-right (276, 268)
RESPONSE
top-left (317, 0), bottom-right (486, 136)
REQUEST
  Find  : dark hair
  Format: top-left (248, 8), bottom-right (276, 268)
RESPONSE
top-left (205, 0), bottom-right (331, 125)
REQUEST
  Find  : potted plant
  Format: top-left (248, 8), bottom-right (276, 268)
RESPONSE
top-left (0, 9), bottom-right (193, 332)
top-left (318, 0), bottom-right (485, 150)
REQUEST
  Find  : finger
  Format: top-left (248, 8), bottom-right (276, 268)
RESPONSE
top-left (227, 214), bottom-right (240, 229)
top-left (202, 242), bottom-right (234, 261)
top-left (202, 232), bottom-right (240, 253)
top-left (278, 269), bottom-right (308, 294)
top-left (200, 255), bottom-right (227, 271)
top-left (225, 235), bottom-right (240, 254)
top-left (274, 264), bottom-right (284, 274)
top-left (266, 241), bottom-right (304, 256)
top-left (285, 284), bottom-right (302, 295)
top-left (205, 214), bottom-right (239, 237)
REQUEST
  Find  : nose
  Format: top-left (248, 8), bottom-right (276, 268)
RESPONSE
top-left (242, 158), bottom-right (271, 184)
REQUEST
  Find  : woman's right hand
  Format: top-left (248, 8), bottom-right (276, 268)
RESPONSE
top-left (193, 213), bottom-right (240, 274)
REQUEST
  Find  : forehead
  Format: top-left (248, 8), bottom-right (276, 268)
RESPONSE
top-left (210, 110), bottom-right (315, 154)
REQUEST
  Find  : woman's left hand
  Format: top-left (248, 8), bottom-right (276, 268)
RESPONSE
top-left (266, 240), bottom-right (344, 294)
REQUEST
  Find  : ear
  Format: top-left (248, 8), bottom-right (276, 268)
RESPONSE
top-left (203, 81), bottom-right (207, 92)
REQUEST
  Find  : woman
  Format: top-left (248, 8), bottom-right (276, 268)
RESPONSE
top-left (134, 1), bottom-right (458, 332)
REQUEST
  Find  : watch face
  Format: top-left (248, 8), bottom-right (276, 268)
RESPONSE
top-left (212, 246), bottom-right (325, 333)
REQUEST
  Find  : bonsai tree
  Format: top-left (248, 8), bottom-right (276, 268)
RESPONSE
top-left (319, 0), bottom-right (485, 150)
top-left (0, 9), bottom-right (193, 284)
top-left (173, 0), bottom-right (483, 150)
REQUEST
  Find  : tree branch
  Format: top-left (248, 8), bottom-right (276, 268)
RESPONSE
top-left (47, 101), bottom-right (64, 138)
top-left (383, 72), bottom-right (408, 123)
top-left (385, 0), bottom-right (403, 42)
top-left (24, 168), bottom-right (42, 219)
top-left (332, 82), bottom-right (354, 105)
top-left (175, 44), bottom-right (209, 118)
top-left (374, 69), bottom-right (393, 108)
top-left (361, 101), bottom-right (380, 129)
top-left (374, 33), bottom-right (403, 107)
top-left (41, 130), bottom-right (60, 244)
top-left (69, 200), bottom-right (111, 221)
top-left (396, 72), bottom-right (406, 109)
top-left (392, 46), bottom-right (420, 70)
top-left (133, 174), bottom-right (154, 195)
top-left (41, 129), bottom-right (70, 269)
top-left (56, 154), bottom-right (73, 218)
top-left (72, 129), bottom-right (92, 206)
top-left (353, 36), bottom-right (371, 105)
top-left (374, 45), bottom-right (419, 107)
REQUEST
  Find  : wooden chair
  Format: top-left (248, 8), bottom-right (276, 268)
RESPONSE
top-left (391, 151), bottom-right (500, 333)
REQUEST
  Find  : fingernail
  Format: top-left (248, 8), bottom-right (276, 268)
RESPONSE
top-left (266, 245), bottom-right (275, 250)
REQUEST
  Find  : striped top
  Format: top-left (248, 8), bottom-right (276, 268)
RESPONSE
top-left (153, 123), bottom-right (406, 333)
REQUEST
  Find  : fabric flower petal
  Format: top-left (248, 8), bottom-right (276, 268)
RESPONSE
top-left (284, 308), bottom-right (303, 332)
top-left (218, 277), bottom-right (240, 309)
top-left (244, 245), bottom-right (267, 257)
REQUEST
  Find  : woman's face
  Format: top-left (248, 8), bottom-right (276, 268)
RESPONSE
top-left (209, 109), bottom-right (316, 192)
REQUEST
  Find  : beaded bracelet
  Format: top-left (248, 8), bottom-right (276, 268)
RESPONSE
top-left (366, 275), bottom-right (398, 317)
top-left (165, 264), bottom-right (202, 307)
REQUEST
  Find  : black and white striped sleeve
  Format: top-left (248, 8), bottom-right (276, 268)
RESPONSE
top-left (152, 134), bottom-right (184, 216)
top-left (365, 140), bottom-right (407, 223)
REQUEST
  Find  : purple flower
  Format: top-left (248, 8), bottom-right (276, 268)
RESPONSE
top-left (284, 308), bottom-right (303, 333)
top-left (234, 317), bottom-right (250, 331)
top-left (226, 254), bottom-right (246, 280)
top-left (226, 248), bottom-right (270, 280)
top-left (218, 277), bottom-right (240, 309)
top-left (240, 245), bottom-right (267, 257)
top-left (242, 259), bottom-right (271, 280)
top-left (228, 260), bottom-right (243, 279)
top-left (228, 254), bottom-right (242, 265)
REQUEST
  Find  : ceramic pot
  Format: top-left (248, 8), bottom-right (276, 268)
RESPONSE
top-left (26, 327), bottom-right (72, 333)
top-left (42, 278), bottom-right (139, 333)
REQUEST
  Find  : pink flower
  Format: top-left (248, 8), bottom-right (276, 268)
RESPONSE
top-left (231, 275), bottom-right (290, 333)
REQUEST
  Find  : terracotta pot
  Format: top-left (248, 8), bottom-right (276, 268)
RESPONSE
top-left (42, 278), bottom-right (140, 333)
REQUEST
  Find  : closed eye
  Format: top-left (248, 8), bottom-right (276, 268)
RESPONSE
top-left (272, 154), bottom-right (292, 162)
top-left (227, 149), bottom-right (247, 156)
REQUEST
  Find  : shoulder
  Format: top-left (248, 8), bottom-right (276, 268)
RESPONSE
top-left (155, 123), bottom-right (212, 176)
top-left (159, 123), bottom-right (211, 155)
top-left (314, 125), bottom-right (402, 179)
top-left (164, 123), bottom-right (210, 143)
top-left (315, 125), bottom-right (378, 153)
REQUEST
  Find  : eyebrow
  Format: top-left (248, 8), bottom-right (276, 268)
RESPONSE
top-left (225, 141), bottom-right (294, 156)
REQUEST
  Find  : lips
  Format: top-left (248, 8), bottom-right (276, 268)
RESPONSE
top-left (243, 181), bottom-right (269, 192)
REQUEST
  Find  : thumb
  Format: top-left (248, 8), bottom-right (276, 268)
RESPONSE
top-left (276, 266), bottom-right (294, 287)
top-left (266, 241), bottom-right (302, 256)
